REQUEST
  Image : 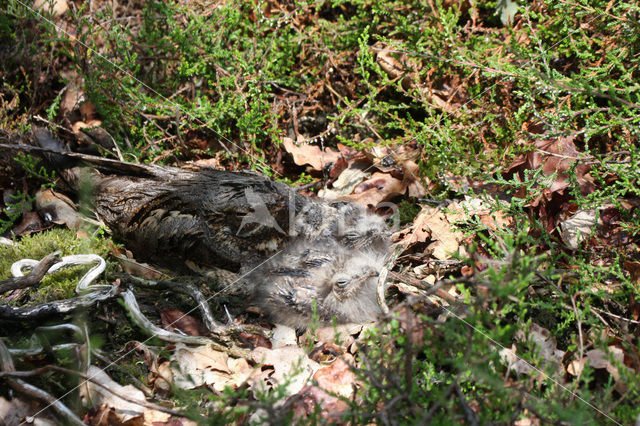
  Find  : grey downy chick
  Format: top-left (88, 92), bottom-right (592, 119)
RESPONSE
top-left (242, 238), bottom-right (388, 329)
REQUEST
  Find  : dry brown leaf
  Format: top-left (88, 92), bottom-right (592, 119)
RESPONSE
top-left (11, 211), bottom-right (46, 236)
top-left (500, 323), bottom-right (565, 378)
top-left (449, 198), bottom-right (513, 231)
top-left (559, 209), bottom-right (597, 249)
top-left (171, 344), bottom-right (252, 392)
top-left (516, 323), bottom-right (564, 366)
top-left (507, 136), bottom-right (595, 201)
top-left (376, 49), bottom-right (405, 80)
top-left (284, 355), bottom-right (356, 422)
top-left (318, 167), bottom-right (369, 200)
top-left (35, 188), bottom-right (83, 230)
top-left (310, 323), bottom-right (364, 348)
top-left (343, 172), bottom-right (405, 207)
top-left (403, 160), bottom-right (427, 198)
top-left (313, 355), bottom-right (356, 399)
top-left (113, 254), bottom-right (165, 280)
top-left (270, 324), bottom-right (298, 348)
top-left (309, 343), bottom-right (343, 363)
top-left (161, 309), bottom-right (207, 336)
top-left (0, 396), bottom-right (58, 425)
top-left (396, 206), bottom-right (463, 260)
top-left (79, 366), bottom-right (151, 424)
top-left (282, 137), bottom-right (341, 171)
top-left (33, 0), bottom-right (68, 17)
top-left (567, 346), bottom-right (631, 393)
top-left (249, 345), bottom-right (320, 398)
top-left (60, 74), bottom-right (84, 116)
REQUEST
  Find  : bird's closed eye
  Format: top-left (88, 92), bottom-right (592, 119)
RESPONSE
top-left (335, 278), bottom-right (350, 288)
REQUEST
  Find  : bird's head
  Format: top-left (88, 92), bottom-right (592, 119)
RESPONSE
top-left (329, 267), bottom-right (379, 301)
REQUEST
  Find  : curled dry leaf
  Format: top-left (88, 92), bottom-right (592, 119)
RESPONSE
top-left (318, 167), bottom-right (370, 200)
top-left (160, 308), bottom-right (208, 336)
top-left (33, 0), bottom-right (68, 18)
top-left (170, 343), bottom-right (252, 392)
top-left (60, 73), bottom-right (84, 117)
top-left (11, 211), bottom-right (46, 236)
top-left (309, 342), bottom-right (343, 363)
top-left (80, 365), bottom-right (156, 424)
top-left (270, 324), bottom-right (298, 348)
top-left (559, 209), bottom-right (597, 250)
top-left (507, 136), bottom-right (595, 204)
top-left (313, 354), bottom-right (357, 399)
top-left (282, 137), bottom-right (341, 171)
top-left (308, 323), bottom-right (364, 349)
top-left (394, 205), bottom-right (464, 260)
top-left (113, 254), bottom-right (165, 279)
top-left (35, 188), bottom-right (83, 230)
top-left (376, 47), bottom-right (460, 114)
top-left (449, 197), bottom-right (513, 231)
top-left (500, 323), bottom-right (565, 378)
top-left (567, 346), bottom-right (631, 393)
top-left (376, 48), bottom-right (406, 80)
top-left (343, 172), bottom-right (405, 207)
top-left (285, 355), bottom-right (356, 422)
top-left (0, 396), bottom-right (58, 425)
top-left (248, 345), bottom-right (320, 399)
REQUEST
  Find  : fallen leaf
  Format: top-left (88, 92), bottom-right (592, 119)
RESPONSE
top-left (79, 366), bottom-right (151, 423)
top-left (309, 343), bottom-right (343, 363)
top-left (11, 211), bottom-right (46, 236)
top-left (35, 188), bottom-right (83, 230)
top-left (271, 324), bottom-right (298, 348)
top-left (249, 345), bottom-right (320, 398)
top-left (161, 309), bottom-right (207, 336)
top-left (285, 385), bottom-right (349, 422)
top-left (567, 346), bottom-right (631, 393)
top-left (507, 136), bottom-right (595, 202)
top-left (395, 206), bottom-right (464, 260)
top-left (282, 137), bottom-right (342, 171)
top-left (500, 323), bottom-right (565, 378)
top-left (343, 172), bottom-right (405, 207)
top-left (60, 74), bottom-right (84, 116)
top-left (113, 254), bottom-right (165, 279)
top-left (313, 355), bottom-right (356, 399)
top-left (515, 323), bottom-right (565, 366)
top-left (33, 0), bottom-right (68, 18)
top-left (170, 344), bottom-right (252, 392)
top-left (318, 167), bottom-right (369, 200)
top-left (559, 209), bottom-right (597, 249)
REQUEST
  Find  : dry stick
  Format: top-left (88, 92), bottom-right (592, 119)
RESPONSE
top-left (376, 244), bottom-right (406, 315)
top-left (454, 381), bottom-right (479, 426)
top-left (0, 364), bottom-right (184, 418)
top-left (0, 287), bottom-right (120, 320)
top-left (119, 290), bottom-right (249, 358)
top-left (124, 274), bottom-right (266, 339)
top-left (0, 251), bottom-right (61, 294)
top-left (0, 339), bottom-right (85, 426)
top-left (124, 275), bottom-right (223, 333)
top-left (388, 270), bottom-right (466, 305)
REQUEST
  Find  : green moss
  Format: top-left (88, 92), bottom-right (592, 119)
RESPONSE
top-left (0, 228), bottom-right (117, 303)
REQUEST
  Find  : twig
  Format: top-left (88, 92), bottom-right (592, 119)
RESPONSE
top-left (0, 339), bottom-right (85, 426)
top-left (0, 287), bottom-right (120, 320)
top-left (0, 364), bottom-right (183, 417)
top-left (0, 251), bottom-right (61, 294)
top-left (119, 290), bottom-right (249, 358)
top-left (454, 381), bottom-right (479, 426)
top-left (377, 244), bottom-right (404, 315)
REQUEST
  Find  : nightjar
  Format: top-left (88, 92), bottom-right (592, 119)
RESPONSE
top-left (3, 128), bottom-right (392, 326)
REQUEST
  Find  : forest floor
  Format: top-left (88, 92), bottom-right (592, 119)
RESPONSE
top-left (1, 0), bottom-right (639, 424)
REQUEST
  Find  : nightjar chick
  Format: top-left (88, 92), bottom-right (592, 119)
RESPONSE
top-left (4, 129), bottom-right (393, 327)
top-left (242, 238), bottom-right (389, 329)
